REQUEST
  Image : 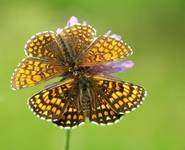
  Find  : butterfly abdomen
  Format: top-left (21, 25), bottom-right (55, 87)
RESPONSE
top-left (81, 93), bottom-right (91, 116)
top-left (78, 78), bottom-right (92, 116)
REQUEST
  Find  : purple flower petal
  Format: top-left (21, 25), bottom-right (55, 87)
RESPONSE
top-left (56, 28), bottom-right (63, 34)
top-left (104, 30), bottom-right (112, 36)
top-left (83, 21), bottom-right (87, 25)
top-left (88, 60), bottom-right (134, 75)
top-left (110, 34), bottom-right (122, 41)
top-left (66, 16), bottom-right (79, 27)
top-left (99, 74), bottom-right (122, 81)
top-left (121, 60), bottom-right (134, 68)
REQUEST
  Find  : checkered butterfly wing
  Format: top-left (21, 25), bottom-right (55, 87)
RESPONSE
top-left (78, 35), bottom-right (133, 66)
top-left (24, 31), bottom-right (62, 60)
top-left (11, 57), bottom-right (63, 89)
top-left (11, 31), bottom-right (65, 89)
top-left (90, 97), bottom-right (123, 125)
top-left (53, 103), bottom-right (85, 128)
top-left (28, 78), bottom-right (85, 128)
top-left (92, 76), bottom-right (147, 114)
top-left (58, 24), bottom-right (96, 57)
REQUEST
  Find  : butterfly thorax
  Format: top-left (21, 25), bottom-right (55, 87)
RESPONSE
top-left (63, 64), bottom-right (94, 116)
top-left (64, 64), bottom-right (90, 78)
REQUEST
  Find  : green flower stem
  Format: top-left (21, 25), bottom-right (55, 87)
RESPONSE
top-left (64, 129), bottom-right (71, 150)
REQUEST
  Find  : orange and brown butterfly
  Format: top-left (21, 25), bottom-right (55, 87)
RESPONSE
top-left (11, 16), bottom-right (147, 129)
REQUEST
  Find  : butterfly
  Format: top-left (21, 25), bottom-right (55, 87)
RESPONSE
top-left (11, 16), bottom-right (147, 129)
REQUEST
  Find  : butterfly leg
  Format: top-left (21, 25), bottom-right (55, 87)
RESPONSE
top-left (89, 87), bottom-right (97, 111)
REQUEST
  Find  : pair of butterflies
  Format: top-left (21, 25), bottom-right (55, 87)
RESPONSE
top-left (11, 16), bottom-right (147, 129)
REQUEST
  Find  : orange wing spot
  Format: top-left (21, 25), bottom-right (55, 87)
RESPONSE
top-left (104, 53), bottom-right (111, 60)
top-left (112, 40), bottom-right (117, 46)
top-left (41, 105), bottom-right (46, 110)
top-left (123, 84), bottom-right (130, 90)
top-left (123, 98), bottom-right (129, 103)
top-left (112, 93), bottom-right (118, 99)
top-left (66, 120), bottom-right (71, 125)
top-left (108, 45), bottom-right (113, 49)
top-left (95, 55), bottom-right (101, 61)
top-left (128, 102), bottom-right (133, 108)
top-left (60, 103), bottom-right (64, 107)
top-left (36, 99), bottom-right (41, 104)
top-left (132, 90), bottom-right (138, 95)
top-left (124, 88), bottom-right (130, 94)
top-left (104, 111), bottom-right (109, 116)
top-left (131, 94), bottom-right (136, 99)
top-left (56, 109), bottom-right (61, 115)
top-left (43, 111), bottom-right (48, 115)
top-left (43, 91), bottom-right (49, 98)
top-left (43, 72), bottom-right (50, 77)
top-left (116, 91), bottom-right (123, 97)
top-left (55, 99), bottom-right (61, 105)
top-left (39, 103), bottom-right (43, 108)
top-left (46, 105), bottom-right (51, 111)
top-left (92, 114), bottom-right (97, 119)
top-left (79, 115), bottom-right (84, 120)
top-left (128, 97), bottom-right (134, 101)
top-left (52, 107), bottom-right (57, 113)
top-left (108, 81), bottom-right (113, 89)
top-left (109, 98), bottom-right (114, 103)
top-left (25, 70), bottom-right (30, 75)
top-left (27, 65), bottom-right (33, 70)
top-left (73, 114), bottom-right (77, 120)
top-left (98, 113), bottom-right (103, 118)
top-left (67, 115), bottom-right (71, 119)
top-left (68, 108), bottom-right (72, 112)
top-left (118, 100), bottom-right (124, 106)
top-left (114, 103), bottom-right (120, 109)
top-left (101, 104), bottom-right (106, 109)
top-left (106, 116), bottom-right (111, 121)
top-left (97, 80), bottom-right (103, 85)
top-left (33, 75), bottom-right (41, 81)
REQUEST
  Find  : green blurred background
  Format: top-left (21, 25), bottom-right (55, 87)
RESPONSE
top-left (0, 0), bottom-right (185, 150)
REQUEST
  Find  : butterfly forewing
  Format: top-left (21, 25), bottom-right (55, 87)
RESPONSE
top-left (79, 36), bottom-right (133, 66)
top-left (25, 31), bottom-right (61, 60)
top-left (59, 24), bottom-right (96, 57)
top-left (11, 57), bottom-right (63, 90)
top-left (28, 79), bottom-right (75, 121)
top-left (53, 104), bottom-right (85, 128)
top-left (93, 76), bottom-right (146, 114)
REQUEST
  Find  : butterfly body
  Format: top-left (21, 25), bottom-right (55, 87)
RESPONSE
top-left (11, 17), bottom-right (147, 128)
top-left (77, 77), bottom-right (92, 116)
top-left (56, 33), bottom-right (75, 66)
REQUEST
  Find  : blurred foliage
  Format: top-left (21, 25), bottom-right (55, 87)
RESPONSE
top-left (0, 0), bottom-right (184, 150)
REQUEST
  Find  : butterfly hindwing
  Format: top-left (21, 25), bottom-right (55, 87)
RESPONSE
top-left (93, 76), bottom-right (146, 114)
top-left (53, 104), bottom-right (85, 129)
top-left (11, 57), bottom-right (63, 89)
top-left (28, 79), bottom-right (75, 121)
top-left (90, 98), bottom-right (123, 125)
